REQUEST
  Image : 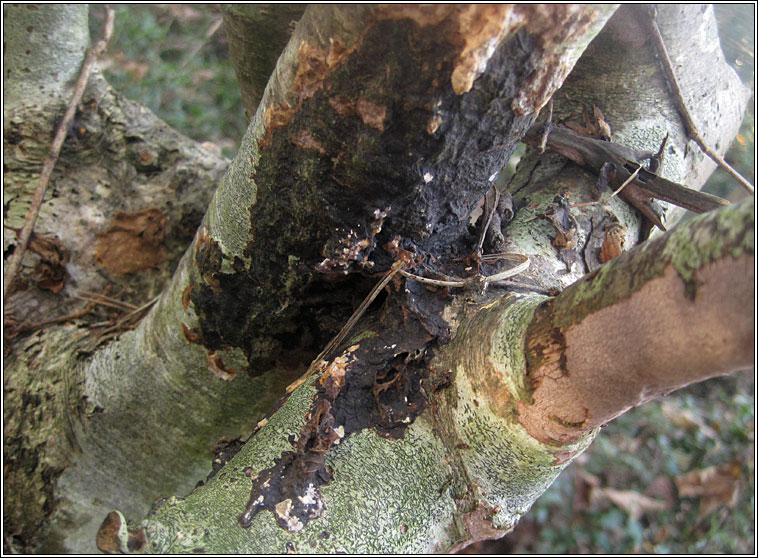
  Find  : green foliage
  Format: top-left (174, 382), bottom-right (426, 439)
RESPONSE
top-left (503, 374), bottom-right (754, 554)
top-left (90, 5), bottom-right (245, 158)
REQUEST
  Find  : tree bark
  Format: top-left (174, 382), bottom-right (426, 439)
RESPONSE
top-left (102, 196), bottom-right (752, 554)
top-left (3, 4), bottom-right (751, 554)
top-left (95, 4), bottom-right (751, 554)
top-left (221, 4), bottom-right (307, 120)
top-left (3, 5), bottom-right (239, 554)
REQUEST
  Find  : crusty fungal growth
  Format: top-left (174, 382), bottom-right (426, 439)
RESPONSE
top-left (187, 3), bottom-right (616, 381)
top-left (519, 198), bottom-right (754, 445)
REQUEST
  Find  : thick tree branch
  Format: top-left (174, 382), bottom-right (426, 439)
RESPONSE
top-left (221, 4), bottom-right (306, 120)
top-left (518, 198), bottom-right (754, 445)
top-left (3, 7), bottom-right (114, 299)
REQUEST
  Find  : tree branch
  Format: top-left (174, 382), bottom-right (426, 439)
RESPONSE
top-left (3, 7), bottom-right (114, 300)
top-left (221, 4), bottom-right (306, 119)
top-left (518, 198), bottom-right (754, 444)
top-left (637, 6), bottom-right (754, 194)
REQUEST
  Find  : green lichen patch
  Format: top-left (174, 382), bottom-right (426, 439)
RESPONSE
top-left (661, 196), bottom-right (754, 300)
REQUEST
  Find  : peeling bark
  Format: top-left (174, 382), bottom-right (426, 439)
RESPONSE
top-left (519, 199), bottom-right (754, 445)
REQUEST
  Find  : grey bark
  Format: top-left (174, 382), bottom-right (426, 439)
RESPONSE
top-left (99, 4), bottom-right (750, 554)
top-left (3, 4), bottom-right (260, 554)
top-left (3, 3), bottom-right (751, 554)
top-left (221, 4), bottom-right (307, 119)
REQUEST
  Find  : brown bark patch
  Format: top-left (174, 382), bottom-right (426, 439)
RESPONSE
top-left (450, 5), bottom-right (518, 95)
top-left (259, 103), bottom-right (296, 150)
top-left (378, 5), bottom-right (519, 95)
top-left (95, 511), bottom-right (123, 553)
top-left (206, 351), bottom-right (238, 381)
top-left (328, 96), bottom-right (355, 117)
top-left (96, 512), bottom-right (146, 554)
top-left (95, 209), bottom-right (166, 274)
top-left (450, 504), bottom-right (509, 552)
top-left (291, 129), bottom-right (327, 155)
top-left (356, 96), bottom-right (387, 131)
top-left (511, 5), bottom-right (609, 115)
top-left (260, 39), bottom-right (357, 151)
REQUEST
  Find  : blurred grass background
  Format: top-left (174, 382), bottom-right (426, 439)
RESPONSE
top-left (91, 4), bottom-right (754, 554)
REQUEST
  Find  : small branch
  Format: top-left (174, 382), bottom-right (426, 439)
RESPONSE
top-left (179, 16), bottom-right (223, 69)
top-left (73, 290), bottom-right (138, 312)
top-left (640, 7), bottom-right (754, 194)
top-left (3, 6), bottom-right (115, 300)
top-left (10, 301), bottom-right (98, 336)
top-left (95, 295), bottom-right (159, 338)
top-left (571, 164), bottom-right (641, 208)
top-left (398, 253), bottom-right (530, 288)
top-left (537, 98), bottom-right (554, 153)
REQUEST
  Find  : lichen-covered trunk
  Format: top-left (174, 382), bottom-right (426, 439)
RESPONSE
top-left (94, 4), bottom-right (752, 555)
top-left (105, 197), bottom-right (753, 553)
top-left (4, 4), bottom-right (618, 554)
top-left (4, 3), bottom-right (751, 555)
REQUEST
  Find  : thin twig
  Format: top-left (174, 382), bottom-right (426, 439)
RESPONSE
top-left (476, 187), bottom-right (500, 256)
top-left (286, 258), bottom-right (411, 394)
top-left (96, 295), bottom-right (159, 337)
top-left (13, 301), bottom-right (98, 334)
top-left (3, 6), bottom-right (115, 300)
top-left (180, 16), bottom-right (223, 69)
top-left (571, 165), bottom-right (641, 208)
top-left (642, 8), bottom-right (753, 194)
top-left (73, 290), bottom-right (138, 311)
top-left (399, 253), bottom-right (530, 288)
top-left (537, 98), bottom-right (554, 154)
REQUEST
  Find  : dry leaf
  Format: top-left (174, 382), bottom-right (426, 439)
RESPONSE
top-left (644, 475), bottom-right (677, 509)
top-left (599, 223), bottom-right (626, 263)
top-left (593, 487), bottom-right (668, 521)
top-left (660, 401), bottom-right (720, 442)
top-left (675, 462), bottom-right (741, 519)
top-left (10, 230), bottom-right (70, 293)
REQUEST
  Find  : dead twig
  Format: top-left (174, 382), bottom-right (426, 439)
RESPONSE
top-left (286, 257), bottom-right (413, 394)
top-left (9, 300), bottom-right (98, 336)
top-left (3, 6), bottom-right (115, 300)
top-left (95, 295), bottom-right (159, 338)
top-left (571, 164), bottom-right (642, 208)
top-left (640, 7), bottom-right (753, 194)
top-left (73, 289), bottom-right (138, 312)
top-left (399, 252), bottom-right (530, 289)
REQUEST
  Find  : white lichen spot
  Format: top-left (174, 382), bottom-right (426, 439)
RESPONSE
top-left (298, 484), bottom-right (319, 505)
top-left (275, 499), bottom-right (304, 533)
